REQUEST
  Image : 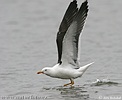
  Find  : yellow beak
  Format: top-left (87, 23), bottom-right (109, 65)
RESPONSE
top-left (37, 71), bottom-right (44, 74)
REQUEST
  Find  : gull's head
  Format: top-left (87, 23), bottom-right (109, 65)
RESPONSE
top-left (37, 67), bottom-right (52, 75)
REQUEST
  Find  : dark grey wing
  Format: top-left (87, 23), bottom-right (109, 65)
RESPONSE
top-left (56, 0), bottom-right (78, 64)
top-left (61, 0), bottom-right (88, 68)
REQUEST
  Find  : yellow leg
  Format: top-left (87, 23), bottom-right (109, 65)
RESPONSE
top-left (64, 79), bottom-right (74, 86)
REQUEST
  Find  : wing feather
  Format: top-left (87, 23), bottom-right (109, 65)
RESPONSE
top-left (56, 0), bottom-right (78, 64)
top-left (61, 0), bottom-right (89, 68)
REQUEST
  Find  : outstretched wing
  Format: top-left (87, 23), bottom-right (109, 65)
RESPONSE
top-left (56, 0), bottom-right (78, 64)
top-left (61, 0), bottom-right (88, 68)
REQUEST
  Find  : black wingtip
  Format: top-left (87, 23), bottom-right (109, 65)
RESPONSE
top-left (84, 0), bottom-right (88, 5)
top-left (72, 0), bottom-right (77, 4)
top-left (80, 0), bottom-right (89, 11)
top-left (83, 0), bottom-right (88, 4)
top-left (81, 0), bottom-right (88, 5)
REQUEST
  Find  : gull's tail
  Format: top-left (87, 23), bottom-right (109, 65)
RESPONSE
top-left (78, 62), bottom-right (94, 73)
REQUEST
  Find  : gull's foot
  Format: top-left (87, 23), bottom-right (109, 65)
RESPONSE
top-left (63, 79), bottom-right (74, 86)
top-left (64, 83), bottom-right (71, 86)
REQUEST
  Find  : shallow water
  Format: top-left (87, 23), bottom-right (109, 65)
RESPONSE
top-left (0, 0), bottom-right (122, 100)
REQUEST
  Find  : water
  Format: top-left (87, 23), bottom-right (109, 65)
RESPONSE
top-left (0, 0), bottom-right (122, 100)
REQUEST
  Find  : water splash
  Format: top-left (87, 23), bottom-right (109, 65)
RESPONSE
top-left (91, 78), bottom-right (119, 86)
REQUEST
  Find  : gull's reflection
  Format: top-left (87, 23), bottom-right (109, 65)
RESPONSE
top-left (42, 85), bottom-right (89, 100)
top-left (56, 85), bottom-right (89, 100)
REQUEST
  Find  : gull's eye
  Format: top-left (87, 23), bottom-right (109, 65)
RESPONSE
top-left (45, 69), bottom-right (47, 71)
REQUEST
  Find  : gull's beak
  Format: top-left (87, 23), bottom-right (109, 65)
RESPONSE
top-left (37, 71), bottom-right (44, 74)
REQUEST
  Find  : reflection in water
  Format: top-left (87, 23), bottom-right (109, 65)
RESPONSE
top-left (43, 86), bottom-right (89, 100)
top-left (59, 86), bottom-right (89, 100)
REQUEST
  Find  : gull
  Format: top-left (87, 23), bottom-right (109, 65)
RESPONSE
top-left (37, 0), bottom-right (94, 86)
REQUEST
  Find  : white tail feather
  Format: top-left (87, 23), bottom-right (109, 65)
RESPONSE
top-left (78, 62), bottom-right (94, 73)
